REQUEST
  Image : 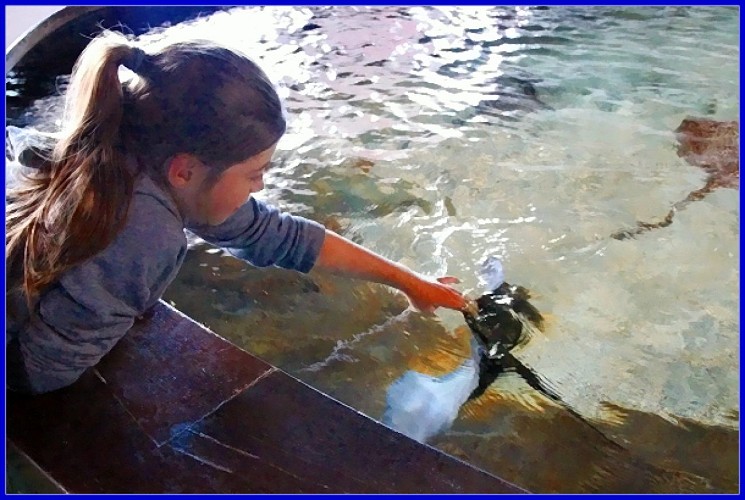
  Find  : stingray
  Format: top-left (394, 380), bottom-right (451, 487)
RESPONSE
top-left (474, 75), bottom-right (555, 118)
top-left (461, 257), bottom-right (624, 449)
top-left (447, 74), bottom-right (554, 127)
top-left (612, 117), bottom-right (739, 240)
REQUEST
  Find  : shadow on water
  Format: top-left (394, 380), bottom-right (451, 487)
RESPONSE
top-left (382, 348), bottom-right (737, 492)
top-left (433, 389), bottom-right (738, 493)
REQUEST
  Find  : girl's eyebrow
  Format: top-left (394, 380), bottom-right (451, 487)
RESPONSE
top-left (251, 161), bottom-right (271, 174)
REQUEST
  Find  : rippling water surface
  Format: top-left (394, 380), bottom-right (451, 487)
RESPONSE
top-left (8, 6), bottom-right (739, 493)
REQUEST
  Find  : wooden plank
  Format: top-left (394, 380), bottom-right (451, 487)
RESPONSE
top-left (94, 301), bottom-right (273, 445)
top-left (173, 370), bottom-right (525, 493)
top-left (7, 371), bottom-right (254, 493)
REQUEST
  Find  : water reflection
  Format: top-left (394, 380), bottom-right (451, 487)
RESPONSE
top-left (383, 349), bottom-right (479, 443)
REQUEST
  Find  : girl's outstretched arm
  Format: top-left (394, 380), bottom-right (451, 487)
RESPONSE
top-left (312, 230), bottom-right (467, 313)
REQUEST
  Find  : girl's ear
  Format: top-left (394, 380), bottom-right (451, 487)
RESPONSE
top-left (166, 153), bottom-right (200, 188)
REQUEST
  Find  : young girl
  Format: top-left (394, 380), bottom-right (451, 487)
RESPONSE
top-left (6, 31), bottom-right (467, 395)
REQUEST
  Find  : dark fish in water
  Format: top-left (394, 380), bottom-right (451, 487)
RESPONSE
top-left (449, 74), bottom-right (554, 127)
top-left (464, 281), bottom-right (543, 362)
top-left (462, 258), bottom-right (624, 449)
top-left (474, 75), bottom-right (555, 117)
top-left (462, 280), bottom-right (546, 401)
top-left (476, 75), bottom-right (554, 120)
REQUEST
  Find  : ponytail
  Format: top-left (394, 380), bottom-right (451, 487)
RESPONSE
top-left (6, 31), bottom-right (145, 305)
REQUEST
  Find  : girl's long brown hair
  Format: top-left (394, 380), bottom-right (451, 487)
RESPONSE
top-left (6, 34), bottom-right (137, 304)
top-left (7, 30), bottom-right (286, 305)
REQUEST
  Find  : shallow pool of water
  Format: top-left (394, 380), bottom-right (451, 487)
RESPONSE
top-left (8, 6), bottom-right (739, 493)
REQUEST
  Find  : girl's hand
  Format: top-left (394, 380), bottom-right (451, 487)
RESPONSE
top-left (402, 275), bottom-right (468, 314)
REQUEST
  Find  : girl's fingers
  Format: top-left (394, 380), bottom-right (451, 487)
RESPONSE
top-left (437, 276), bottom-right (461, 285)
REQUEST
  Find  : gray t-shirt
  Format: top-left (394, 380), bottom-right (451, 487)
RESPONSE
top-left (6, 172), bottom-right (326, 394)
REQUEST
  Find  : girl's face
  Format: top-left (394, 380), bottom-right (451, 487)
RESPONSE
top-left (188, 144), bottom-right (277, 226)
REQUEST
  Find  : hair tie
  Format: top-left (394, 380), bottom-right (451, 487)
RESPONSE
top-left (124, 47), bottom-right (147, 73)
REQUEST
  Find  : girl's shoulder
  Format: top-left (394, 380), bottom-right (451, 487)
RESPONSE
top-left (112, 174), bottom-right (188, 262)
top-left (132, 173), bottom-right (183, 224)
